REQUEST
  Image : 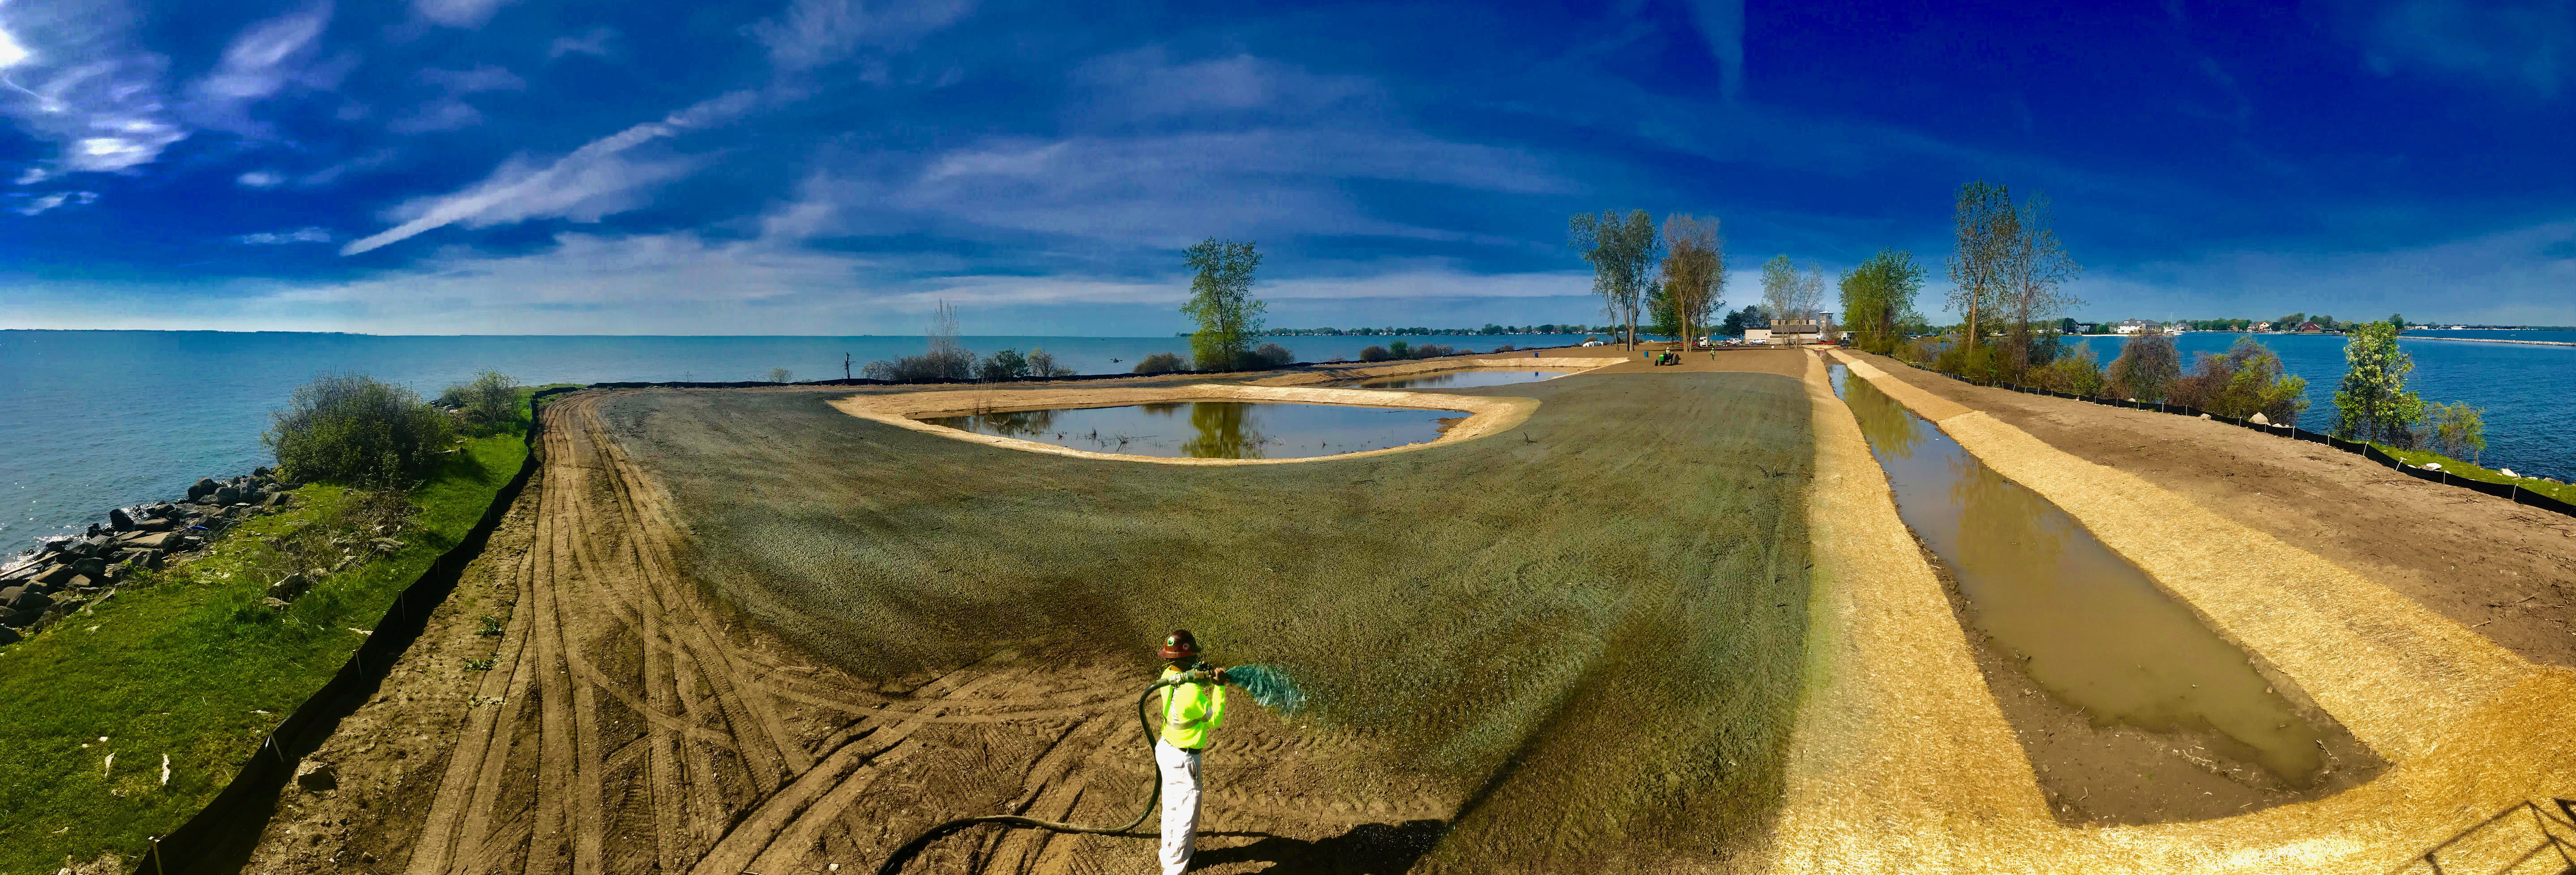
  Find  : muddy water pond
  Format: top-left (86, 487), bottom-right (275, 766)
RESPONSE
top-left (1352, 369), bottom-right (1565, 389)
top-left (921, 400), bottom-right (1467, 459)
top-left (1829, 364), bottom-right (2378, 820)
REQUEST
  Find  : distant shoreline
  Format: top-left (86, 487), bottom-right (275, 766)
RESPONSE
top-left (2402, 335), bottom-right (2576, 348)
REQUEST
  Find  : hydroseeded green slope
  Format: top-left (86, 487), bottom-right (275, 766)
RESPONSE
top-left (0, 433), bottom-right (526, 871)
top-left (603, 370), bottom-right (1814, 872)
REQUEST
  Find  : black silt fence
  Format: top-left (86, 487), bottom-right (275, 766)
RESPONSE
top-left (1880, 356), bottom-right (2576, 523)
top-left (133, 388), bottom-right (575, 875)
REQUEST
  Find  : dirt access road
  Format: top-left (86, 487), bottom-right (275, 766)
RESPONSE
top-left (230, 354), bottom-right (1818, 875)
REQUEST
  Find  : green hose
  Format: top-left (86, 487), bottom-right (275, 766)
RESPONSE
top-left (873, 665), bottom-right (1296, 875)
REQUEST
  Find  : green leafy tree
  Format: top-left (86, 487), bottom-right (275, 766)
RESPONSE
top-left (1947, 180), bottom-right (2017, 349)
top-left (2332, 318), bottom-right (2425, 443)
top-left (1569, 209), bottom-right (1661, 348)
top-left (266, 373), bottom-right (458, 487)
top-left (1999, 192), bottom-right (2081, 375)
top-left (436, 370), bottom-right (522, 433)
top-left (2105, 333), bottom-right (2181, 401)
top-left (1181, 238), bottom-right (1266, 370)
top-left (2430, 402), bottom-right (2486, 463)
top-left (1656, 214), bottom-right (1725, 345)
top-left (1836, 249), bottom-right (1927, 354)
top-left (2170, 336), bottom-right (2310, 424)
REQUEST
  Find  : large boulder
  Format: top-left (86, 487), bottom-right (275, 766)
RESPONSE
top-left (109, 507), bottom-right (135, 531)
top-left (263, 492), bottom-right (294, 509)
top-left (119, 532), bottom-right (176, 551)
top-left (34, 564), bottom-right (76, 587)
top-left (6, 588), bottom-right (51, 612)
top-left (0, 586), bottom-right (19, 606)
top-left (0, 626), bottom-right (19, 645)
top-left (188, 477), bottom-right (219, 501)
top-left (213, 485), bottom-right (245, 505)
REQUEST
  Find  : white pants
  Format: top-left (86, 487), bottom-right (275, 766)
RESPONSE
top-left (1154, 739), bottom-right (1202, 875)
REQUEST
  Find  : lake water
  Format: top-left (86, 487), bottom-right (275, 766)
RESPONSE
top-left (922, 402), bottom-right (1462, 459)
top-left (2064, 332), bottom-right (2573, 482)
top-left (1, 330), bottom-right (1600, 549)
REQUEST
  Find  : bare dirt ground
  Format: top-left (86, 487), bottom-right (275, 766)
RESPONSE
top-left (1845, 350), bottom-right (2576, 668)
top-left (231, 356), bottom-right (1819, 875)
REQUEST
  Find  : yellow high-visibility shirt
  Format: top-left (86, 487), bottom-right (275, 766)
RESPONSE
top-left (1156, 665), bottom-right (1227, 750)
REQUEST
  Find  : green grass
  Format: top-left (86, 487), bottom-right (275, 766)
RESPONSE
top-left (0, 430), bottom-right (527, 871)
top-left (2378, 445), bottom-right (2576, 504)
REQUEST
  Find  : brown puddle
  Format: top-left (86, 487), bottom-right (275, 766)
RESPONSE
top-left (1829, 364), bottom-right (2382, 823)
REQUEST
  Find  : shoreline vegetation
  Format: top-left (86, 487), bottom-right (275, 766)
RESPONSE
top-left (0, 379), bottom-right (538, 872)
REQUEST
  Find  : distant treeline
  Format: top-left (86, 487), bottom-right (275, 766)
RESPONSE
top-left (1204, 324), bottom-right (1617, 337)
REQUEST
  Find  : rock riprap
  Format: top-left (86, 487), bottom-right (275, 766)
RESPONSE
top-left (0, 469), bottom-right (296, 645)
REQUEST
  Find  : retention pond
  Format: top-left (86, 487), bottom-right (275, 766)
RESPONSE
top-left (1828, 364), bottom-right (2379, 823)
top-left (1351, 369), bottom-right (1565, 389)
top-left (920, 400), bottom-right (1467, 459)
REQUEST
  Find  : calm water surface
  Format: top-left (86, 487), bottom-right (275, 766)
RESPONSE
top-left (2067, 332), bottom-right (2574, 480)
top-left (923, 401), bottom-right (1464, 459)
top-left (1831, 363), bottom-right (2336, 781)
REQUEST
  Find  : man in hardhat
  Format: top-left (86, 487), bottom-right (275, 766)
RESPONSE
top-left (1154, 629), bottom-right (1227, 875)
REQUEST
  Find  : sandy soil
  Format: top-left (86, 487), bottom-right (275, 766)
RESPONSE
top-left (1762, 350), bottom-right (2576, 873)
top-left (227, 356), bottom-right (1821, 875)
top-left (1844, 350), bottom-right (2576, 667)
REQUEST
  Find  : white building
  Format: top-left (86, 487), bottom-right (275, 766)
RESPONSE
top-left (1768, 317), bottom-right (1822, 345)
top-left (2113, 319), bottom-right (2152, 335)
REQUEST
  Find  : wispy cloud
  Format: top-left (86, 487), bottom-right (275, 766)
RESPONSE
top-left (746, 0), bottom-right (975, 73)
top-left (1686, 0), bottom-right (1746, 103)
top-left (547, 26), bottom-right (616, 60)
top-left (413, 0), bottom-right (510, 29)
top-left (2352, 0), bottom-right (2576, 96)
top-left (186, 3), bottom-right (337, 134)
top-left (235, 226), bottom-right (333, 244)
top-left (0, 0), bottom-right (188, 175)
top-left (342, 90), bottom-right (755, 253)
top-left (13, 190), bottom-right (96, 215)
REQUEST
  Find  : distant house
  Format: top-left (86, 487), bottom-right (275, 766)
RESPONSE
top-left (2113, 319), bottom-right (2151, 335)
top-left (1743, 327), bottom-right (1772, 343)
top-left (2070, 322), bottom-right (2097, 335)
top-left (2254, 321), bottom-right (2273, 332)
top-left (2294, 322), bottom-right (2326, 333)
top-left (1768, 317), bottom-right (1822, 345)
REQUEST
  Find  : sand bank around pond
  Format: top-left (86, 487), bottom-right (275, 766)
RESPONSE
top-left (1761, 349), bottom-right (2576, 873)
top-left (830, 382), bottom-right (1542, 465)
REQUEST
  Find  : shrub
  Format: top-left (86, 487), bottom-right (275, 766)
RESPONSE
top-left (2168, 336), bottom-right (2309, 423)
top-left (977, 349), bottom-right (1030, 381)
top-left (1494, 343), bottom-right (1516, 352)
top-left (767, 367), bottom-right (794, 383)
top-left (1358, 345), bottom-right (1391, 362)
top-left (2105, 333), bottom-right (2181, 401)
top-left (2429, 402), bottom-right (2486, 462)
top-left (1026, 347), bottom-right (1076, 378)
top-left (2027, 344), bottom-right (2105, 398)
top-left (1932, 340), bottom-right (2010, 384)
top-left (1386, 340), bottom-right (1413, 359)
top-left (1248, 342), bottom-right (1295, 369)
top-left (435, 370), bottom-right (521, 434)
top-left (861, 300), bottom-right (976, 382)
top-left (265, 373), bottom-right (457, 487)
top-left (1134, 352), bottom-right (1187, 374)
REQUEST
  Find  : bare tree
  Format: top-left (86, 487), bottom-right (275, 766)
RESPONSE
top-left (1999, 192), bottom-right (2081, 374)
top-left (1570, 210), bottom-right (1661, 348)
top-left (1947, 180), bottom-right (2016, 350)
top-left (1759, 254), bottom-right (1797, 326)
top-left (1796, 262), bottom-right (1826, 320)
top-left (1658, 214), bottom-right (1725, 349)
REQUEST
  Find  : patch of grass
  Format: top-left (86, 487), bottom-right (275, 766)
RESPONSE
top-left (0, 432), bottom-right (526, 871)
top-left (2377, 445), bottom-right (2576, 504)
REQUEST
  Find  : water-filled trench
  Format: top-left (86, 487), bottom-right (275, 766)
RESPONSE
top-left (1828, 364), bottom-right (2360, 791)
top-left (921, 400), bottom-right (1467, 459)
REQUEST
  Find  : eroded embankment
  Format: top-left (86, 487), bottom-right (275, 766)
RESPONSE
top-left (1767, 349), bottom-right (2576, 874)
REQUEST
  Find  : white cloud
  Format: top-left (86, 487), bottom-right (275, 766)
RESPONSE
top-left (548, 26), bottom-right (615, 60)
top-left (0, 0), bottom-right (189, 175)
top-left (1071, 50), bottom-right (1378, 121)
top-left (342, 90), bottom-right (757, 254)
top-left (237, 169), bottom-right (283, 187)
top-left (12, 190), bottom-right (95, 215)
top-left (1688, 0), bottom-right (1746, 103)
top-left (413, 0), bottom-right (509, 29)
top-left (235, 226), bottom-right (332, 244)
top-left (191, 5), bottom-right (331, 105)
top-left (747, 0), bottom-right (975, 72)
top-left (419, 64), bottom-right (524, 93)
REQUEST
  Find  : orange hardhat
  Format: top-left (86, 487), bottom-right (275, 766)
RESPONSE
top-left (1158, 629), bottom-right (1200, 660)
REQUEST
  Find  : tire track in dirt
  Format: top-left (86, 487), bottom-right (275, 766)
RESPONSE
top-left (399, 393), bottom-right (1201, 875)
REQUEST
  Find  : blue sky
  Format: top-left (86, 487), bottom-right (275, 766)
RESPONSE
top-left (0, 0), bottom-right (2569, 335)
